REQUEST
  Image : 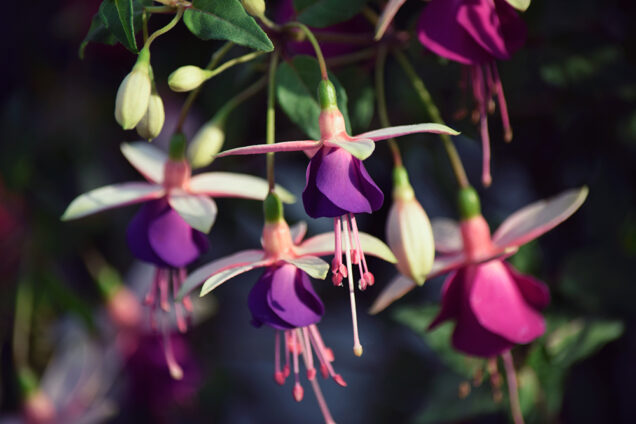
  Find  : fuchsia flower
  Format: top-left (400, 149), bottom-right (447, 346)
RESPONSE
top-left (62, 139), bottom-right (293, 377)
top-left (216, 80), bottom-right (456, 354)
top-left (177, 196), bottom-right (395, 421)
top-left (417, 0), bottom-right (527, 186)
top-left (371, 186), bottom-right (588, 357)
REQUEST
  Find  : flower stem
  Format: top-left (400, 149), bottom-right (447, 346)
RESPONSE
top-left (175, 42), bottom-right (234, 133)
top-left (205, 51), bottom-right (266, 80)
top-left (283, 22), bottom-right (328, 80)
top-left (375, 43), bottom-right (402, 167)
top-left (144, 6), bottom-right (184, 48)
top-left (502, 351), bottom-right (525, 424)
top-left (392, 49), bottom-right (469, 188)
top-left (266, 53), bottom-right (279, 191)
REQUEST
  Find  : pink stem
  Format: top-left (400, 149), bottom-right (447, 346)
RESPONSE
top-left (309, 377), bottom-right (336, 424)
top-left (502, 351), bottom-right (525, 424)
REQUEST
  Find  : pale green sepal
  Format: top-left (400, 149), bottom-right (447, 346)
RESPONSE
top-left (285, 256), bottom-right (330, 280)
top-left (327, 138), bottom-right (375, 160)
top-left (504, 0), bottom-right (531, 12)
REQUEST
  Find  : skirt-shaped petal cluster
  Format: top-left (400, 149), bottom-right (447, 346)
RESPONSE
top-left (248, 264), bottom-right (325, 330)
top-left (126, 199), bottom-right (209, 268)
top-left (417, 0), bottom-right (526, 65)
top-left (430, 260), bottom-right (550, 357)
top-left (302, 147), bottom-right (384, 218)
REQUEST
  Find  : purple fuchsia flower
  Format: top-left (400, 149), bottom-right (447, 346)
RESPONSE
top-left (178, 192), bottom-right (395, 375)
top-left (371, 186), bottom-right (588, 357)
top-left (62, 138), bottom-right (293, 377)
top-left (216, 80), bottom-right (456, 354)
top-left (417, 0), bottom-right (527, 186)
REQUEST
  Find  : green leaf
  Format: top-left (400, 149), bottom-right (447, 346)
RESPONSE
top-left (392, 305), bottom-right (483, 379)
top-left (294, 0), bottom-right (369, 28)
top-left (81, 0), bottom-right (149, 56)
top-left (336, 67), bottom-right (375, 133)
top-left (183, 0), bottom-right (273, 51)
top-left (504, 0), bottom-right (531, 12)
top-left (276, 55), bottom-right (351, 139)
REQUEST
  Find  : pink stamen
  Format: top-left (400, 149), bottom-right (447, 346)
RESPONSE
top-left (307, 326), bottom-right (346, 386)
top-left (274, 331), bottom-right (285, 385)
top-left (159, 270), bottom-right (170, 312)
top-left (291, 331), bottom-right (303, 401)
top-left (349, 214), bottom-right (374, 290)
top-left (293, 383), bottom-right (304, 402)
top-left (341, 218), bottom-right (363, 357)
top-left (485, 63), bottom-right (496, 114)
top-left (473, 65), bottom-right (492, 187)
top-left (284, 331), bottom-right (291, 378)
top-left (301, 328), bottom-right (316, 380)
top-left (161, 318), bottom-right (183, 380)
top-left (492, 64), bottom-right (513, 142)
top-left (331, 217), bottom-right (346, 286)
top-left (502, 352), bottom-right (525, 424)
top-left (145, 269), bottom-right (160, 306)
top-left (309, 377), bottom-right (336, 424)
top-left (298, 335), bottom-right (337, 424)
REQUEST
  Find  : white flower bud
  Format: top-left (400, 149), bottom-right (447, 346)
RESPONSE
top-left (114, 49), bottom-right (152, 130)
top-left (386, 167), bottom-right (435, 285)
top-left (136, 90), bottom-right (165, 140)
top-left (168, 66), bottom-right (212, 92)
top-left (188, 120), bottom-right (225, 168)
top-left (242, 0), bottom-right (266, 17)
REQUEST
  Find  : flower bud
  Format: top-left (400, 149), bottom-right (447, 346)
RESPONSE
top-left (242, 0), bottom-right (266, 17)
top-left (386, 166), bottom-right (434, 285)
top-left (136, 88), bottom-right (165, 140)
top-left (114, 48), bottom-right (152, 130)
top-left (168, 65), bottom-right (212, 92)
top-left (188, 119), bottom-right (225, 168)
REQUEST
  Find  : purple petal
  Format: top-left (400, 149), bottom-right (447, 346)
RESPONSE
top-left (248, 269), bottom-right (293, 330)
top-left (496, 0), bottom-right (527, 55)
top-left (452, 299), bottom-right (515, 357)
top-left (267, 264), bottom-right (324, 328)
top-left (417, 0), bottom-right (492, 65)
top-left (468, 261), bottom-right (546, 344)
top-left (126, 200), bottom-right (166, 266)
top-left (303, 147), bottom-right (383, 218)
top-left (505, 262), bottom-right (550, 310)
top-left (428, 269), bottom-right (464, 329)
top-left (457, 0), bottom-right (512, 60)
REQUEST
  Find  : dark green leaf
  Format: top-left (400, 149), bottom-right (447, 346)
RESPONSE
top-left (336, 67), bottom-right (374, 133)
top-left (295, 0), bottom-right (368, 28)
top-left (79, 11), bottom-right (117, 59)
top-left (276, 55), bottom-right (350, 139)
top-left (392, 305), bottom-right (483, 379)
top-left (183, 0), bottom-right (273, 52)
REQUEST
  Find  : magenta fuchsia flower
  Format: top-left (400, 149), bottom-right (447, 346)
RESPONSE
top-left (216, 80), bottom-right (456, 354)
top-left (62, 140), bottom-right (293, 378)
top-left (417, 0), bottom-right (527, 186)
top-left (371, 186), bottom-right (588, 357)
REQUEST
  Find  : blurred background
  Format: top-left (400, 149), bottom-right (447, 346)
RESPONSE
top-left (2, 0), bottom-right (635, 423)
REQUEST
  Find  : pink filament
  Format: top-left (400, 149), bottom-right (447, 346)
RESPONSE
top-left (492, 64), bottom-right (513, 142)
top-left (472, 65), bottom-right (492, 187)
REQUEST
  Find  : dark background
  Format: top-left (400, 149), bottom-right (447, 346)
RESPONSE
top-left (1, 0), bottom-right (635, 423)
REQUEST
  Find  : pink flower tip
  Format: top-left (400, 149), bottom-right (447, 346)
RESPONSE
top-left (274, 371), bottom-right (286, 385)
top-left (293, 383), bottom-right (304, 402)
top-left (307, 368), bottom-right (317, 380)
top-left (333, 374), bottom-right (347, 387)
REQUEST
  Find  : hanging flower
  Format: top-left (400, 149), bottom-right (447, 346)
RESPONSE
top-left (371, 186), bottom-right (588, 356)
top-left (416, 0), bottom-right (527, 186)
top-left (215, 80), bottom-right (456, 354)
top-left (62, 137), bottom-right (294, 377)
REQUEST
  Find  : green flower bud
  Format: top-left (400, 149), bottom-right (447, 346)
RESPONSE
top-left (136, 89), bottom-right (165, 140)
top-left (458, 186), bottom-right (481, 220)
top-left (114, 48), bottom-right (152, 130)
top-left (168, 65), bottom-right (212, 92)
top-left (169, 133), bottom-right (187, 160)
top-left (317, 79), bottom-right (338, 110)
top-left (241, 0), bottom-right (266, 17)
top-left (188, 119), bottom-right (225, 169)
top-left (263, 192), bottom-right (283, 223)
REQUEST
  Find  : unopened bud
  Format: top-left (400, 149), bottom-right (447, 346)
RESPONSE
top-left (386, 166), bottom-right (435, 285)
top-left (136, 89), bottom-right (165, 140)
top-left (168, 65), bottom-right (212, 92)
top-left (188, 120), bottom-right (225, 168)
top-left (242, 0), bottom-right (266, 17)
top-left (115, 48), bottom-right (152, 130)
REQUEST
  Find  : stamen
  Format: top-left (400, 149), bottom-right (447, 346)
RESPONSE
top-left (284, 331), bottom-right (291, 379)
top-left (161, 318), bottom-right (183, 380)
top-left (300, 328), bottom-right (316, 380)
top-left (145, 268), bottom-right (160, 306)
top-left (349, 214), bottom-right (375, 289)
top-left (331, 217), bottom-right (346, 286)
top-left (341, 218), bottom-right (363, 357)
top-left (291, 331), bottom-right (303, 402)
top-left (502, 352), bottom-right (525, 424)
top-left (274, 330), bottom-right (285, 385)
top-left (309, 377), bottom-right (336, 424)
top-left (172, 270), bottom-right (188, 333)
top-left (308, 326), bottom-right (346, 387)
top-left (473, 65), bottom-right (492, 187)
top-left (485, 63), bottom-right (496, 114)
top-left (159, 269), bottom-right (170, 312)
top-left (488, 357), bottom-right (503, 403)
top-left (492, 64), bottom-right (513, 142)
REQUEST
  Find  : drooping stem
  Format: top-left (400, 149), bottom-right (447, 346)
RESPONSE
top-left (266, 53), bottom-right (279, 191)
top-left (502, 351), bottom-right (525, 424)
top-left (375, 44), bottom-right (403, 167)
top-left (175, 42), bottom-right (234, 133)
top-left (392, 49), bottom-right (469, 188)
top-left (144, 6), bottom-right (184, 48)
top-left (204, 51), bottom-right (266, 81)
top-left (284, 22), bottom-right (328, 80)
